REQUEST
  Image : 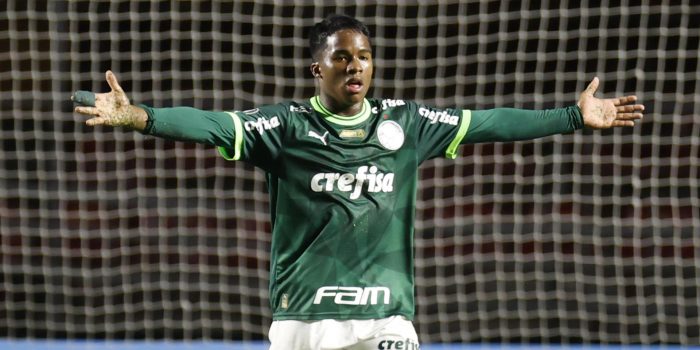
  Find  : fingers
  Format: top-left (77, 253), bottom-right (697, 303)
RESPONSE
top-left (583, 76), bottom-right (599, 95)
top-left (74, 106), bottom-right (100, 116)
top-left (616, 104), bottom-right (644, 113)
top-left (614, 95), bottom-right (637, 105)
top-left (612, 100), bottom-right (643, 124)
top-left (85, 117), bottom-right (111, 126)
top-left (74, 106), bottom-right (107, 126)
top-left (616, 112), bottom-right (643, 120)
top-left (74, 106), bottom-right (109, 126)
top-left (615, 100), bottom-right (644, 124)
top-left (611, 119), bottom-right (636, 127)
top-left (74, 106), bottom-right (111, 126)
top-left (106, 70), bottom-right (124, 94)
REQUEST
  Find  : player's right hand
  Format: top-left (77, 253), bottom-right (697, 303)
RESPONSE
top-left (72, 70), bottom-right (147, 130)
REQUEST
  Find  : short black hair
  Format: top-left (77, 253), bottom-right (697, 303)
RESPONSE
top-left (308, 14), bottom-right (371, 60)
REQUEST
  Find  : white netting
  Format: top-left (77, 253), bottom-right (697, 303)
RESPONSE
top-left (1, 0), bottom-right (698, 344)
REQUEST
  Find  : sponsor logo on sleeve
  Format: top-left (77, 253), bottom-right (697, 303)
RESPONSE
top-left (244, 116), bottom-right (280, 135)
top-left (418, 107), bottom-right (459, 126)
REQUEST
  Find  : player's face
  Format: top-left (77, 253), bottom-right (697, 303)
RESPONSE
top-left (311, 29), bottom-right (373, 116)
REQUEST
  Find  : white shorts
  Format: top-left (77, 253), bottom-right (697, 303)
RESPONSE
top-left (268, 315), bottom-right (420, 350)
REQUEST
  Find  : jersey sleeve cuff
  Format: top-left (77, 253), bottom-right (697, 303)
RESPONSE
top-left (138, 104), bottom-right (155, 135)
top-left (570, 105), bottom-right (585, 130)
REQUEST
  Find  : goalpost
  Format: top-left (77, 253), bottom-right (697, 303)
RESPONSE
top-left (1, 0), bottom-right (698, 344)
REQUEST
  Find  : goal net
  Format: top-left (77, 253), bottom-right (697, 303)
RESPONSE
top-left (1, 0), bottom-right (698, 344)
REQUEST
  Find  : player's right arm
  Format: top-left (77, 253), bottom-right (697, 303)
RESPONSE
top-left (73, 71), bottom-right (285, 171)
top-left (73, 70), bottom-right (238, 148)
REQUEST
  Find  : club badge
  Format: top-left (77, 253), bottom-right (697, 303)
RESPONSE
top-left (377, 120), bottom-right (404, 151)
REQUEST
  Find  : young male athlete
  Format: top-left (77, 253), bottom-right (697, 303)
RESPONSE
top-left (73, 14), bottom-right (643, 350)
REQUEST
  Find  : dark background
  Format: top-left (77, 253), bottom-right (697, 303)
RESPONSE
top-left (1, 0), bottom-right (698, 344)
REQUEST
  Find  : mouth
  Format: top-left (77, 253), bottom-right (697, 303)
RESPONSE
top-left (345, 78), bottom-right (364, 94)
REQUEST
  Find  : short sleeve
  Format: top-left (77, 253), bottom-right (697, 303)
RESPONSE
top-left (217, 104), bottom-right (288, 173)
top-left (408, 101), bottom-right (472, 162)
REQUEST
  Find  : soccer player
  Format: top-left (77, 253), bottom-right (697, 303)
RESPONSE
top-left (73, 14), bottom-right (643, 350)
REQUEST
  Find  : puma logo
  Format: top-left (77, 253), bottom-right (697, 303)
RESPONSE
top-left (308, 130), bottom-right (329, 146)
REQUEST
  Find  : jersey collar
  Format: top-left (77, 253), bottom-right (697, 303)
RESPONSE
top-left (310, 96), bottom-right (372, 126)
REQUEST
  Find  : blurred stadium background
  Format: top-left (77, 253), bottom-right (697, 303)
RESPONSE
top-left (1, 1), bottom-right (699, 348)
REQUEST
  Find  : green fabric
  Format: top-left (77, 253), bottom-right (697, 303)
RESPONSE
top-left (463, 105), bottom-right (583, 144)
top-left (229, 99), bottom-right (466, 320)
top-left (141, 106), bottom-right (236, 146)
top-left (446, 110), bottom-right (472, 159)
top-left (310, 96), bottom-right (373, 126)
top-left (218, 112), bottom-right (244, 161)
top-left (139, 99), bottom-right (583, 322)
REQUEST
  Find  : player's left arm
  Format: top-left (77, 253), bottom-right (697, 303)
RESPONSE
top-left (577, 77), bottom-right (644, 129)
top-left (461, 77), bottom-right (644, 144)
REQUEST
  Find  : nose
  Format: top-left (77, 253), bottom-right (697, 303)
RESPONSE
top-left (346, 57), bottom-right (363, 74)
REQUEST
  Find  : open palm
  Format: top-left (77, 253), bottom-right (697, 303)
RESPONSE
top-left (577, 77), bottom-right (644, 129)
top-left (72, 71), bottom-right (147, 130)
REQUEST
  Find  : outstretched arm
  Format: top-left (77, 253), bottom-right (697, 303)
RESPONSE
top-left (578, 77), bottom-right (644, 129)
top-left (72, 71), bottom-right (240, 149)
top-left (72, 70), bottom-right (148, 131)
top-left (460, 77), bottom-right (646, 145)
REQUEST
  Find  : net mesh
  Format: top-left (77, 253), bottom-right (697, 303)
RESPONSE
top-left (2, 0), bottom-right (699, 344)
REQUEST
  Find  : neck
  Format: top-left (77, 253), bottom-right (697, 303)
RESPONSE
top-left (319, 95), bottom-right (364, 116)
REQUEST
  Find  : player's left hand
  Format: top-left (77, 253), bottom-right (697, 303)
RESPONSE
top-left (578, 77), bottom-right (644, 129)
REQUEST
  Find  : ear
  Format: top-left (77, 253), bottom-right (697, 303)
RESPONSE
top-left (310, 62), bottom-right (321, 78)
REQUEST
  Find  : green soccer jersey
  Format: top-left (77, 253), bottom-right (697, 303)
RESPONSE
top-left (217, 97), bottom-right (469, 320)
top-left (142, 97), bottom-right (582, 321)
